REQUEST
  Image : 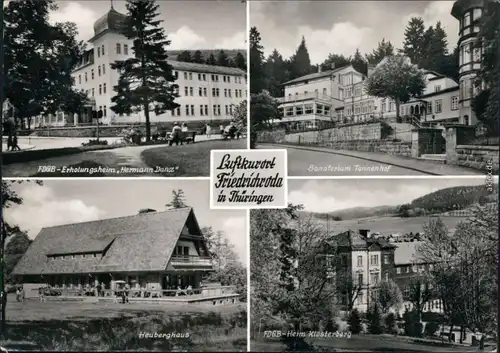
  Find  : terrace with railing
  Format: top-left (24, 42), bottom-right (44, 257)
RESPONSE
top-left (170, 255), bottom-right (213, 266)
top-left (277, 92), bottom-right (336, 105)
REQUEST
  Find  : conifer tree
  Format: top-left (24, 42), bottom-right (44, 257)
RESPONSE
top-left (192, 50), bottom-right (204, 64)
top-left (110, 0), bottom-right (179, 142)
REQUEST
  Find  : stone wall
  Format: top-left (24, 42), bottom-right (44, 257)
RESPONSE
top-left (453, 145), bottom-right (499, 173)
top-left (284, 122), bottom-right (383, 144)
top-left (323, 139), bottom-right (412, 157)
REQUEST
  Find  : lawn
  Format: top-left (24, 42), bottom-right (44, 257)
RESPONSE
top-left (141, 139), bottom-right (247, 177)
top-left (1, 295), bottom-right (247, 352)
top-left (314, 216), bottom-right (466, 235)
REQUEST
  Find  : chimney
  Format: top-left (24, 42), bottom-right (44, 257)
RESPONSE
top-left (367, 64), bottom-right (376, 77)
top-left (138, 208), bottom-right (156, 214)
top-left (359, 229), bottom-right (370, 238)
top-left (318, 66), bottom-right (322, 73)
top-left (331, 63), bottom-right (336, 70)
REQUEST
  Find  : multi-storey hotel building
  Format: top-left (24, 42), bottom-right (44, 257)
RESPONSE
top-left (278, 0), bottom-right (491, 130)
top-left (33, 6), bottom-right (246, 127)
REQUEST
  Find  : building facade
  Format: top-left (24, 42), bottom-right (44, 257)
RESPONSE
top-left (12, 207), bottom-right (215, 296)
top-left (33, 7), bottom-right (246, 127)
top-left (278, 64), bottom-right (461, 129)
top-left (451, 0), bottom-right (488, 126)
top-left (324, 229), bottom-right (442, 315)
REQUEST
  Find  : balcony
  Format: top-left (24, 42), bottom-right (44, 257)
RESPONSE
top-left (170, 255), bottom-right (213, 267)
top-left (278, 92), bottom-right (334, 105)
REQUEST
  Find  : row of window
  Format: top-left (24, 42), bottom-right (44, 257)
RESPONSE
top-left (460, 8), bottom-right (482, 31)
top-left (283, 103), bottom-right (331, 117)
top-left (287, 87), bottom-right (329, 98)
top-left (78, 64), bottom-right (106, 84)
top-left (355, 254), bottom-right (391, 267)
top-left (80, 83), bottom-right (107, 97)
top-left (177, 71), bottom-right (244, 84)
top-left (182, 86), bottom-right (244, 98)
top-left (49, 253), bottom-right (100, 260)
top-left (459, 43), bottom-right (481, 67)
top-left (396, 263), bottom-right (432, 274)
top-left (355, 272), bottom-right (381, 286)
top-left (171, 104), bottom-right (235, 117)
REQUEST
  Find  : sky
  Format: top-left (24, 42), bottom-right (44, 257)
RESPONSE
top-left (4, 180), bottom-right (248, 265)
top-left (48, 0), bottom-right (246, 50)
top-left (250, 1), bottom-right (460, 64)
top-left (288, 178), bottom-right (497, 213)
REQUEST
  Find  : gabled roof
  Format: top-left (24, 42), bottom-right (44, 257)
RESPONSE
top-left (12, 207), bottom-right (199, 276)
top-left (167, 60), bottom-right (245, 76)
top-left (334, 230), bottom-right (397, 251)
top-left (282, 65), bottom-right (352, 85)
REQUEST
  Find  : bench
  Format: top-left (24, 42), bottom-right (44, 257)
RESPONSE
top-left (164, 131), bottom-right (197, 145)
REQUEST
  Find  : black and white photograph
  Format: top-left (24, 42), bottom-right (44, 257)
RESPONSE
top-left (250, 178), bottom-right (498, 352)
top-left (1, 0), bottom-right (247, 178)
top-left (0, 179), bottom-right (247, 351)
top-left (249, 0), bottom-right (499, 176)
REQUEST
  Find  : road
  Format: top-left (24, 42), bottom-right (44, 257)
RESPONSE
top-left (259, 144), bottom-right (482, 176)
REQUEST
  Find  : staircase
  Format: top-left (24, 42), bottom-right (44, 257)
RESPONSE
top-left (410, 115), bottom-right (422, 128)
top-left (419, 154), bottom-right (446, 164)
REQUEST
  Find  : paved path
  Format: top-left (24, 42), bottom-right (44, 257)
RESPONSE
top-left (2, 134), bottom-right (232, 177)
top-left (259, 144), bottom-right (483, 176)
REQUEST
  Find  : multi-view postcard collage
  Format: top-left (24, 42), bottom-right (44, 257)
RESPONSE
top-left (0, 0), bottom-right (498, 352)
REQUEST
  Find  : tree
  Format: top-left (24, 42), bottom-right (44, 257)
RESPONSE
top-left (401, 17), bottom-right (427, 67)
top-left (420, 22), bottom-right (450, 74)
top-left (192, 50), bottom-right (204, 64)
top-left (249, 27), bottom-right (267, 94)
top-left (205, 53), bottom-right (217, 65)
top-left (4, 232), bottom-right (32, 283)
top-left (265, 49), bottom-right (288, 97)
top-left (321, 53), bottom-right (352, 71)
top-left (250, 90), bottom-right (281, 148)
top-left (1, 180), bottom-right (43, 334)
top-left (348, 309), bottom-right (362, 334)
top-left (351, 48), bottom-right (367, 76)
top-left (110, 0), bottom-right (179, 142)
top-left (289, 36), bottom-right (312, 79)
top-left (384, 313), bottom-right (397, 334)
top-left (216, 50), bottom-right (230, 67)
top-left (232, 100), bottom-right (247, 129)
top-left (365, 56), bottom-right (426, 120)
top-left (475, 0), bottom-right (500, 136)
top-left (176, 50), bottom-right (192, 62)
top-left (336, 269), bottom-right (363, 310)
top-left (365, 39), bottom-right (395, 65)
top-left (3, 0), bottom-right (87, 129)
top-left (165, 189), bottom-right (188, 209)
top-left (408, 276), bottom-right (433, 321)
top-left (367, 304), bottom-right (383, 334)
top-left (234, 52), bottom-right (246, 71)
top-left (375, 279), bottom-right (403, 314)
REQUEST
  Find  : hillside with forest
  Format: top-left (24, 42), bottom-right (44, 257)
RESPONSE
top-left (305, 184), bottom-right (498, 220)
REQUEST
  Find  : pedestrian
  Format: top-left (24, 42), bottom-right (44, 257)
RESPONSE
top-left (181, 123), bottom-right (188, 132)
top-left (125, 283), bottom-right (130, 303)
top-left (6, 134), bottom-right (12, 151)
top-left (219, 124), bottom-right (224, 135)
top-left (16, 287), bottom-right (21, 302)
top-left (38, 287), bottom-right (46, 302)
top-left (206, 124), bottom-right (211, 138)
top-left (12, 133), bottom-right (21, 151)
top-left (170, 122), bottom-right (182, 146)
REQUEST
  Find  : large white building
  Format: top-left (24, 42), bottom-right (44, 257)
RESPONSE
top-left (34, 6), bottom-right (246, 127)
top-left (278, 63), bottom-right (461, 130)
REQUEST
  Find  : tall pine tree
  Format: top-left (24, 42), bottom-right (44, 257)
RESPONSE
top-left (290, 36), bottom-right (312, 79)
top-left (351, 48), bottom-right (367, 76)
top-left (321, 53), bottom-right (352, 71)
top-left (234, 52), bottom-right (246, 71)
top-left (206, 53), bottom-right (217, 65)
top-left (265, 49), bottom-right (287, 97)
top-left (176, 50), bottom-right (192, 62)
top-left (401, 17), bottom-right (426, 66)
top-left (110, 0), bottom-right (179, 142)
top-left (192, 50), bottom-right (204, 63)
top-left (365, 38), bottom-right (395, 65)
top-left (249, 26), bottom-right (267, 93)
top-left (217, 50), bottom-right (230, 66)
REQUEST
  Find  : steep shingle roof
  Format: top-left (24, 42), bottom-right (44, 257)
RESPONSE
top-left (13, 207), bottom-right (196, 275)
top-left (167, 60), bottom-right (245, 76)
